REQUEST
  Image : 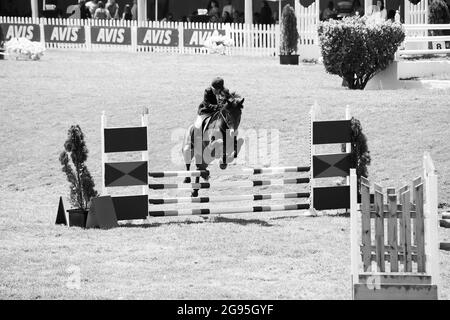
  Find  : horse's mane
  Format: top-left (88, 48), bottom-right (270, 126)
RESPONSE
top-left (225, 92), bottom-right (242, 104)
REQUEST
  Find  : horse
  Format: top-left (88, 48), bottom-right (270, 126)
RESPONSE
top-left (182, 93), bottom-right (245, 197)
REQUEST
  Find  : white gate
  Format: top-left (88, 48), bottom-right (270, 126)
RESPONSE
top-left (405, 0), bottom-right (429, 24)
top-left (295, 0), bottom-right (320, 59)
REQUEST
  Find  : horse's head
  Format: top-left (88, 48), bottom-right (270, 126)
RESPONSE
top-left (221, 92), bottom-right (244, 132)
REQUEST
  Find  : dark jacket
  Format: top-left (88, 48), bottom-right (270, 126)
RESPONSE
top-left (198, 87), bottom-right (230, 116)
top-left (260, 5), bottom-right (273, 24)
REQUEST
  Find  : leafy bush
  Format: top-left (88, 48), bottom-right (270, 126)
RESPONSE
top-left (429, 0), bottom-right (450, 23)
top-left (342, 117), bottom-right (371, 187)
top-left (280, 4), bottom-right (299, 55)
top-left (318, 16), bottom-right (405, 89)
top-left (429, 0), bottom-right (450, 35)
top-left (59, 125), bottom-right (98, 210)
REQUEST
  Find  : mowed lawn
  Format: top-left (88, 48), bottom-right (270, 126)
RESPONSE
top-left (0, 51), bottom-right (449, 300)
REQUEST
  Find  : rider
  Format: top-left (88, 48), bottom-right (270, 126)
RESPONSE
top-left (195, 77), bottom-right (231, 130)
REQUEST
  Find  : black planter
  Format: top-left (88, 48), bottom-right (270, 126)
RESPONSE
top-left (0, 49), bottom-right (4, 60)
top-left (280, 54), bottom-right (299, 65)
top-left (67, 209), bottom-right (88, 228)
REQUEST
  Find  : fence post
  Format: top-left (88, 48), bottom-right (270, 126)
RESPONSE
top-left (39, 18), bottom-right (46, 49)
top-left (131, 23), bottom-right (137, 52)
top-left (178, 22), bottom-right (184, 54)
top-left (101, 111), bottom-right (107, 195)
top-left (350, 168), bottom-right (359, 296)
top-left (423, 152), bottom-right (440, 298)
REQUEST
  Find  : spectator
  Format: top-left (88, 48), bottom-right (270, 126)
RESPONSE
top-left (260, 1), bottom-right (273, 25)
top-left (210, 14), bottom-right (220, 23)
top-left (322, 1), bottom-right (337, 20)
top-left (94, 1), bottom-right (111, 19)
top-left (222, 11), bottom-right (233, 23)
top-left (79, 0), bottom-right (92, 19)
top-left (131, 0), bottom-right (138, 20)
top-left (208, 0), bottom-right (220, 21)
top-left (374, 0), bottom-right (387, 20)
top-left (253, 12), bottom-right (260, 24)
top-left (232, 10), bottom-right (243, 23)
top-left (352, 0), bottom-right (364, 16)
top-left (85, 0), bottom-right (98, 17)
top-left (272, 10), bottom-right (279, 24)
top-left (106, 0), bottom-right (119, 19)
top-left (122, 4), bottom-right (132, 20)
top-left (387, 9), bottom-right (396, 22)
top-left (222, 0), bottom-right (235, 19)
top-left (161, 13), bottom-right (174, 22)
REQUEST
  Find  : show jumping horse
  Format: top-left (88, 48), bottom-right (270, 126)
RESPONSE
top-left (182, 94), bottom-right (245, 197)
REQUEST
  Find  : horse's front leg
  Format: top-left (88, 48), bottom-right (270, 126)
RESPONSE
top-left (191, 174), bottom-right (199, 198)
top-left (183, 164), bottom-right (191, 184)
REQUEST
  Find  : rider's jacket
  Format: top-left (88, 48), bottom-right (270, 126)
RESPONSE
top-left (197, 87), bottom-right (230, 116)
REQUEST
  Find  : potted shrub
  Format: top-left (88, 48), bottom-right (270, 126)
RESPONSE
top-left (280, 4), bottom-right (299, 65)
top-left (59, 125), bottom-right (98, 228)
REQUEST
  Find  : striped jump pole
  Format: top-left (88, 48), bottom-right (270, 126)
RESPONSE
top-left (149, 192), bottom-right (310, 204)
top-left (148, 178), bottom-right (310, 190)
top-left (148, 166), bottom-right (311, 178)
top-left (149, 203), bottom-right (311, 217)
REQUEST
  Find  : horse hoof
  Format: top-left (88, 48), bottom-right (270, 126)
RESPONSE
top-left (200, 170), bottom-right (210, 181)
top-left (183, 177), bottom-right (191, 184)
top-left (219, 163), bottom-right (227, 170)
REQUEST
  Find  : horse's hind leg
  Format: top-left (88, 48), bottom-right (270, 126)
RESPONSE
top-left (184, 164), bottom-right (191, 184)
top-left (191, 164), bottom-right (209, 198)
top-left (182, 125), bottom-right (195, 183)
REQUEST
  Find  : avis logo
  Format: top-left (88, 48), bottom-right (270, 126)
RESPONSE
top-left (50, 27), bottom-right (80, 42)
top-left (142, 29), bottom-right (173, 45)
top-left (5, 25), bottom-right (35, 40)
top-left (96, 28), bottom-right (126, 43)
top-left (189, 30), bottom-right (223, 46)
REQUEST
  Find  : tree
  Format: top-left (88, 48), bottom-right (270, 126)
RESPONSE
top-left (280, 4), bottom-right (299, 55)
top-left (429, 0), bottom-right (450, 36)
top-left (318, 16), bottom-right (405, 89)
top-left (59, 125), bottom-right (98, 210)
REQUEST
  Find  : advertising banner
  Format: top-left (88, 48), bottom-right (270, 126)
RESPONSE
top-left (91, 26), bottom-right (131, 45)
top-left (1, 23), bottom-right (41, 41)
top-left (137, 27), bottom-right (179, 47)
top-left (44, 25), bottom-right (85, 43)
top-left (183, 28), bottom-right (225, 48)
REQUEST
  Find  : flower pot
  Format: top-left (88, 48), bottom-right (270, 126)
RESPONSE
top-left (67, 208), bottom-right (88, 228)
top-left (0, 49), bottom-right (4, 60)
top-left (280, 54), bottom-right (299, 65)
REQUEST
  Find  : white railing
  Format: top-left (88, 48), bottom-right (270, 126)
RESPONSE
top-left (399, 24), bottom-right (450, 56)
top-left (405, 0), bottom-right (429, 25)
top-left (0, 16), bottom-right (279, 57)
top-left (295, 1), bottom-right (320, 59)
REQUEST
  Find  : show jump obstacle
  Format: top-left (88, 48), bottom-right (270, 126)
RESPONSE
top-left (93, 105), bottom-right (441, 300)
top-left (99, 105), bottom-right (353, 219)
top-left (350, 152), bottom-right (440, 300)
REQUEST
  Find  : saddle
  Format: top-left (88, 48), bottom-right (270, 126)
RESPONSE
top-left (195, 112), bottom-right (220, 135)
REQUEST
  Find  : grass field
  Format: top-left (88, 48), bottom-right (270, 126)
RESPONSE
top-left (0, 50), bottom-right (449, 299)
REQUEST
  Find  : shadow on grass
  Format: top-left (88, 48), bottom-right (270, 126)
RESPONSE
top-left (120, 215), bottom-right (274, 228)
top-left (120, 220), bottom-right (206, 229)
top-left (269, 215), bottom-right (303, 221)
top-left (208, 216), bottom-right (273, 227)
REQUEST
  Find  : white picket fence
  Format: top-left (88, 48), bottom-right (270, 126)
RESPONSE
top-left (0, 16), bottom-right (279, 57)
top-left (295, 1), bottom-right (320, 59)
top-left (405, 0), bottom-right (429, 25)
